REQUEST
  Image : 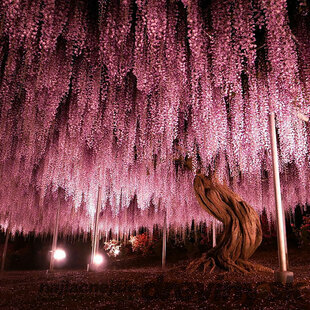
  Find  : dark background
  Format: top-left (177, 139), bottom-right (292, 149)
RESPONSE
top-left (0, 205), bottom-right (308, 271)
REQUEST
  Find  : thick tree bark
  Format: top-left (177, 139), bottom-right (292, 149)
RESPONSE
top-left (188, 173), bottom-right (273, 273)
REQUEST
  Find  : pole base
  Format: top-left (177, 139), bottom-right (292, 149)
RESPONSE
top-left (46, 269), bottom-right (55, 274)
top-left (87, 263), bottom-right (104, 272)
top-left (274, 271), bottom-right (294, 284)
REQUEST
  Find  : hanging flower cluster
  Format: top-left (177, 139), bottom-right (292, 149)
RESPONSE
top-left (0, 0), bottom-right (309, 235)
top-left (104, 239), bottom-right (121, 257)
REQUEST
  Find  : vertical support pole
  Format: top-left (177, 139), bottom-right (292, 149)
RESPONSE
top-left (212, 221), bottom-right (216, 248)
top-left (194, 222), bottom-right (198, 244)
top-left (120, 230), bottom-right (123, 243)
top-left (96, 231), bottom-right (101, 253)
top-left (162, 212), bottom-right (167, 269)
top-left (124, 231), bottom-right (127, 245)
top-left (50, 207), bottom-right (60, 271)
top-left (91, 186), bottom-right (102, 266)
top-left (269, 112), bottom-right (293, 283)
top-left (1, 225), bottom-right (10, 272)
top-left (105, 230), bottom-right (108, 243)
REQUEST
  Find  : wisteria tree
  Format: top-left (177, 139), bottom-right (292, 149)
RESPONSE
top-left (0, 0), bottom-right (309, 259)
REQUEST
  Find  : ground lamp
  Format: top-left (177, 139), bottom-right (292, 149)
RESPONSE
top-left (53, 249), bottom-right (66, 261)
top-left (93, 253), bottom-right (105, 266)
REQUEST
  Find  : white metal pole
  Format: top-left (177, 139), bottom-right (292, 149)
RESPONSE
top-left (162, 212), bottom-right (167, 269)
top-left (212, 221), bottom-right (216, 248)
top-left (50, 207), bottom-right (60, 271)
top-left (91, 186), bottom-right (102, 266)
top-left (269, 112), bottom-right (293, 283)
top-left (1, 225), bottom-right (10, 272)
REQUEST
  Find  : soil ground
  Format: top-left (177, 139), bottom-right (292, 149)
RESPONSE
top-left (0, 248), bottom-right (309, 310)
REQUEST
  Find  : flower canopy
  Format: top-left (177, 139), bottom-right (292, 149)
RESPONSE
top-left (0, 0), bottom-right (309, 234)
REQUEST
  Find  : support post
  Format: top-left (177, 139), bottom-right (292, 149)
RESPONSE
top-left (194, 222), bottom-right (198, 244)
top-left (269, 112), bottom-right (293, 283)
top-left (50, 207), bottom-right (60, 271)
top-left (162, 212), bottom-right (167, 269)
top-left (91, 186), bottom-right (102, 267)
top-left (212, 221), bottom-right (216, 248)
top-left (1, 225), bottom-right (10, 272)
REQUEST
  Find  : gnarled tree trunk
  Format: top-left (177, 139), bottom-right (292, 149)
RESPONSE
top-left (187, 173), bottom-right (273, 273)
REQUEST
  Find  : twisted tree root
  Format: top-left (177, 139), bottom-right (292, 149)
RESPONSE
top-left (187, 253), bottom-right (217, 274)
top-left (187, 174), bottom-right (275, 275)
top-left (187, 253), bottom-right (274, 274)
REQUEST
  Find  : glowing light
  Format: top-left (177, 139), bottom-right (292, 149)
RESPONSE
top-left (93, 254), bottom-right (104, 265)
top-left (53, 249), bottom-right (66, 261)
top-left (114, 248), bottom-right (120, 256)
